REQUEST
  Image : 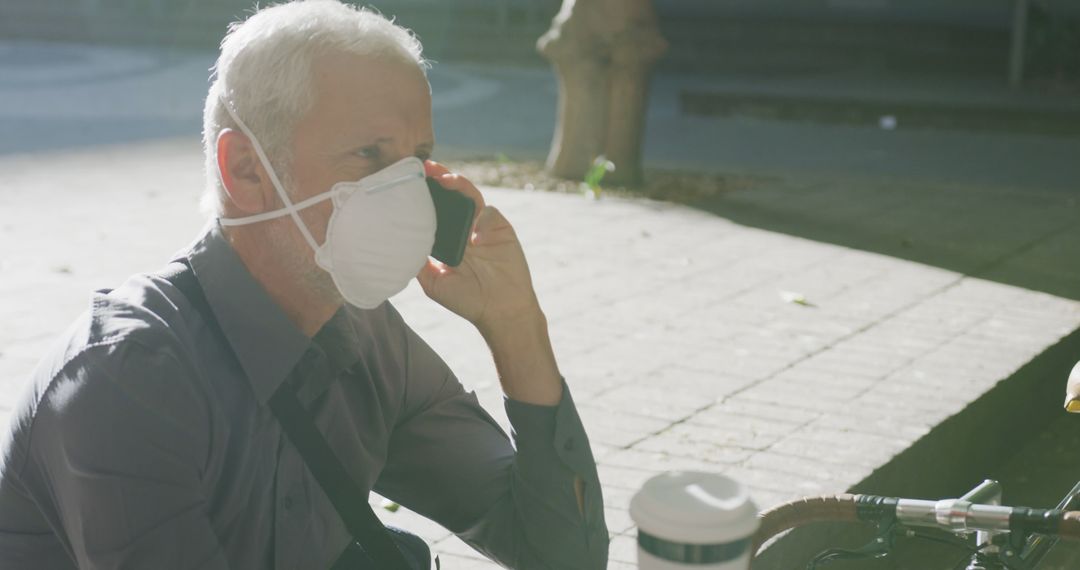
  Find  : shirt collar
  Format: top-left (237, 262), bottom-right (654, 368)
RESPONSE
top-left (182, 222), bottom-right (312, 404)
top-left (293, 306), bottom-right (367, 404)
top-left (312, 307), bottom-right (366, 375)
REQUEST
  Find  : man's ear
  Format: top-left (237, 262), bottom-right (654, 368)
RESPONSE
top-left (217, 128), bottom-right (273, 214)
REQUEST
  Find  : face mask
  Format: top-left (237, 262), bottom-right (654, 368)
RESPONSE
top-left (217, 98), bottom-right (436, 309)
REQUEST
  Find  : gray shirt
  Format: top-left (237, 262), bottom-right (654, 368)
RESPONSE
top-left (0, 224), bottom-right (608, 569)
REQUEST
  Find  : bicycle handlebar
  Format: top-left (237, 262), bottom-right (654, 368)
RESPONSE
top-left (752, 494), bottom-right (859, 553)
top-left (753, 494), bottom-right (1080, 557)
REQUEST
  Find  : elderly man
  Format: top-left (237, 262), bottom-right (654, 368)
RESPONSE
top-left (0, 1), bottom-right (608, 568)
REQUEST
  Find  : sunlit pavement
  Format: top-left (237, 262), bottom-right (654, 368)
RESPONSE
top-left (2, 41), bottom-right (1080, 568)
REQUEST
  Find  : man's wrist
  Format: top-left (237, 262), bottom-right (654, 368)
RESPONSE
top-left (476, 304), bottom-right (544, 342)
top-left (479, 308), bottom-right (563, 406)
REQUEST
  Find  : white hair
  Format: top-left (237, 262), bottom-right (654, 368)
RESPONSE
top-left (201, 0), bottom-right (429, 218)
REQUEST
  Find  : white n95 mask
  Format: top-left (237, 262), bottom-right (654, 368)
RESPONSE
top-left (217, 99), bottom-right (436, 309)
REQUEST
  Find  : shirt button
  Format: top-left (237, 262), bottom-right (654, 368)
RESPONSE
top-left (563, 438), bottom-right (574, 452)
top-left (283, 497), bottom-right (293, 510)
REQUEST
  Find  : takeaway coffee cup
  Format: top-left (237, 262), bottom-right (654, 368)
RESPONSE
top-left (630, 472), bottom-right (759, 570)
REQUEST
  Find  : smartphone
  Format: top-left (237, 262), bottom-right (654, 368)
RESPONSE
top-left (427, 178), bottom-right (476, 267)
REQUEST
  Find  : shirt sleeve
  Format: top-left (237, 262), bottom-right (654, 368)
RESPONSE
top-left (373, 327), bottom-right (608, 570)
top-left (19, 339), bottom-right (231, 570)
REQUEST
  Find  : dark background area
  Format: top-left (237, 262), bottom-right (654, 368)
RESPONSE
top-left (2, 0), bottom-right (1079, 81)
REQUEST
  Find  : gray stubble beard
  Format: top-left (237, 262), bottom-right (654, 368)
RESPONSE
top-left (264, 172), bottom-right (345, 308)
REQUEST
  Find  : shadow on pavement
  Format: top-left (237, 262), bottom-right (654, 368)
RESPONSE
top-left (689, 174), bottom-right (1080, 302)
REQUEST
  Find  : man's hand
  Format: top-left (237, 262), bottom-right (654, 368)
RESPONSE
top-left (417, 161), bottom-right (562, 406)
top-left (417, 161), bottom-right (539, 330)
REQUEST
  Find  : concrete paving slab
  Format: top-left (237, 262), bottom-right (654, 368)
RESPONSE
top-left (2, 140), bottom-right (1078, 567)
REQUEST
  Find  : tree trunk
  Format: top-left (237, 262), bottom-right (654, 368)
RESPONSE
top-left (545, 57), bottom-right (610, 179)
top-left (604, 21), bottom-right (667, 186)
top-left (537, 0), bottom-right (667, 187)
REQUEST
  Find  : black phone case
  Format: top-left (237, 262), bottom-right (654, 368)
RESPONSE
top-left (427, 178), bottom-right (475, 267)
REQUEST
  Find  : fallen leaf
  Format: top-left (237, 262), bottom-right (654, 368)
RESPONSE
top-left (779, 290), bottom-right (814, 307)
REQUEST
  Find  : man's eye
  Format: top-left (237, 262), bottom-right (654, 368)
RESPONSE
top-left (355, 146), bottom-right (380, 159)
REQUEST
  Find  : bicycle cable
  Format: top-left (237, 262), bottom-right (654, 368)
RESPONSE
top-left (805, 523), bottom-right (988, 570)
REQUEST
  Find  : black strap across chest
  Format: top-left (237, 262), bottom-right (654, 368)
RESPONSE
top-left (164, 260), bottom-right (412, 570)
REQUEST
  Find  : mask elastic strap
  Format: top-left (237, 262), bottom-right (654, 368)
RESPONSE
top-left (217, 171), bottom-right (424, 227)
top-left (219, 191), bottom-right (335, 226)
top-left (217, 95), bottom-right (322, 252)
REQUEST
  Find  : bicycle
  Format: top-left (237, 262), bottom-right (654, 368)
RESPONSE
top-left (751, 479), bottom-right (1080, 570)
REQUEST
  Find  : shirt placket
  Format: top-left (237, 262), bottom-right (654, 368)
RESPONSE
top-left (273, 347), bottom-right (327, 570)
top-left (273, 441), bottom-right (308, 570)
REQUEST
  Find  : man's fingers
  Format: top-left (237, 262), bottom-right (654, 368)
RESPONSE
top-left (416, 259), bottom-right (446, 294)
top-left (475, 205), bottom-right (507, 229)
top-left (424, 159), bottom-right (452, 178)
top-left (471, 206), bottom-right (514, 245)
top-left (424, 161), bottom-right (486, 218)
top-left (436, 173), bottom-right (486, 220)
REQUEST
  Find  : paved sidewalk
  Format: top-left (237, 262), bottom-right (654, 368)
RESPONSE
top-left (2, 140), bottom-right (1078, 568)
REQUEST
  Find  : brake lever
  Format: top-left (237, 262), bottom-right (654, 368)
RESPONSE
top-left (806, 520), bottom-right (897, 570)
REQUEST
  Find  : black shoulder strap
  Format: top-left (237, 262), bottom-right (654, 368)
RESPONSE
top-left (267, 386), bottom-right (413, 570)
top-left (164, 260), bottom-right (412, 570)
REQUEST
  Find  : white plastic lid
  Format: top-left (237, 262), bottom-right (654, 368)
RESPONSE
top-left (630, 471), bottom-right (759, 544)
